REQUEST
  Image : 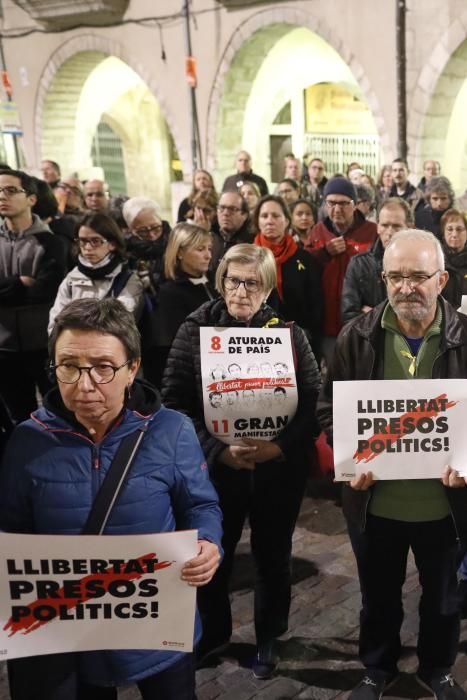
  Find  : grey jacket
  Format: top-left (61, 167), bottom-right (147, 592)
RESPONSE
top-left (0, 215), bottom-right (65, 351)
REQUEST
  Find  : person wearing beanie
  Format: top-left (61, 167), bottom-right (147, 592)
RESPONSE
top-left (305, 176), bottom-right (376, 367)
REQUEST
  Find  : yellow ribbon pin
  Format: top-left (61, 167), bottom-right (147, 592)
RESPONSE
top-left (400, 349), bottom-right (416, 376)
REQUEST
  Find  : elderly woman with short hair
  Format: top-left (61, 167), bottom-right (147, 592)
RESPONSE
top-left (122, 196), bottom-right (171, 295)
top-left (1, 298), bottom-right (222, 700)
top-left (162, 243), bottom-right (321, 680)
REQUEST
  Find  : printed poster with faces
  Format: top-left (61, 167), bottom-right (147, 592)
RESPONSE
top-left (200, 327), bottom-right (298, 445)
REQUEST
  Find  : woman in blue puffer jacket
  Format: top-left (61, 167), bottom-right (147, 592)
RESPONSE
top-left (0, 297), bottom-right (222, 700)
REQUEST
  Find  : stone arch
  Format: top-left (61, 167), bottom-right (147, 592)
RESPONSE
top-left (206, 6), bottom-right (389, 183)
top-left (34, 34), bottom-right (189, 210)
top-left (408, 11), bottom-right (467, 191)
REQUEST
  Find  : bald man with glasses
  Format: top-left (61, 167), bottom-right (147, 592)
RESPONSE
top-left (318, 229), bottom-right (467, 700)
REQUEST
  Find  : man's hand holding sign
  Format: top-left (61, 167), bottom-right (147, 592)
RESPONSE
top-left (349, 465), bottom-right (467, 490)
top-left (318, 230), bottom-right (467, 699)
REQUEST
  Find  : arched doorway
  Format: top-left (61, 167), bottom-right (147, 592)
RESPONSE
top-left (40, 53), bottom-right (181, 216)
top-left (417, 39), bottom-right (467, 192)
top-left (210, 23), bottom-right (385, 186)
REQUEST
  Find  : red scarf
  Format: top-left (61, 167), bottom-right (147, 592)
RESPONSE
top-left (254, 232), bottom-right (298, 301)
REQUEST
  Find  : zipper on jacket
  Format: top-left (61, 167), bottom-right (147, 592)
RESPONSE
top-left (91, 442), bottom-right (101, 471)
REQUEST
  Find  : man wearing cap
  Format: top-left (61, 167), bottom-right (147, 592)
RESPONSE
top-left (305, 177), bottom-right (376, 364)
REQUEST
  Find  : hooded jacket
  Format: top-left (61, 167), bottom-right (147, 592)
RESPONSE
top-left (317, 298), bottom-right (467, 542)
top-left (0, 214), bottom-right (65, 351)
top-left (161, 298), bottom-right (321, 471)
top-left (0, 380), bottom-right (222, 686)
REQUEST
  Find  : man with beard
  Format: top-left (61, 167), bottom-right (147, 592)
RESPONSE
top-left (318, 229), bottom-right (467, 700)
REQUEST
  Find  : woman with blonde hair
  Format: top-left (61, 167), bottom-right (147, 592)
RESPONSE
top-left (150, 223), bottom-right (216, 387)
top-left (239, 181), bottom-right (261, 215)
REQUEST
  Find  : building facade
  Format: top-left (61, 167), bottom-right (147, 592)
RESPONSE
top-left (1, 0), bottom-right (467, 217)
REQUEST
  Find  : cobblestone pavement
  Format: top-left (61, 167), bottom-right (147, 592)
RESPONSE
top-left (1, 479), bottom-right (467, 699)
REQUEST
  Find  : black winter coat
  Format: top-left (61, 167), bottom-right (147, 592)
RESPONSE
top-left (341, 238), bottom-right (385, 324)
top-left (317, 297), bottom-right (467, 543)
top-left (267, 248), bottom-right (323, 359)
top-left (209, 221), bottom-right (253, 271)
top-left (161, 298), bottom-right (321, 471)
top-left (153, 276), bottom-right (217, 348)
top-left (415, 204), bottom-right (447, 239)
top-left (443, 244), bottom-right (467, 303)
top-left (222, 171), bottom-right (268, 197)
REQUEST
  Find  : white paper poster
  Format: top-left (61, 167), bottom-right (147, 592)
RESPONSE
top-left (333, 378), bottom-right (467, 480)
top-left (200, 326), bottom-right (298, 445)
top-left (0, 530), bottom-right (197, 659)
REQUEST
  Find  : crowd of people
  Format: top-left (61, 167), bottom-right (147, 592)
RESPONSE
top-left (0, 149), bottom-right (467, 699)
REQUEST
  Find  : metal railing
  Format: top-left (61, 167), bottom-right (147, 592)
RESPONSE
top-left (304, 134), bottom-right (381, 178)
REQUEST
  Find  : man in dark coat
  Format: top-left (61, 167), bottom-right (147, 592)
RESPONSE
top-left (222, 150), bottom-right (268, 196)
top-left (210, 191), bottom-right (253, 270)
top-left (417, 159), bottom-right (441, 192)
top-left (389, 158), bottom-right (424, 212)
top-left (341, 197), bottom-right (412, 323)
top-left (318, 229), bottom-right (467, 700)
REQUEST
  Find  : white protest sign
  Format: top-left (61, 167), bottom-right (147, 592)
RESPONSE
top-left (0, 530), bottom-right (197, 659)
top-left (200, 326), bottom-right (298, 445)
top-left (333, 378), bottom-right (467, 480)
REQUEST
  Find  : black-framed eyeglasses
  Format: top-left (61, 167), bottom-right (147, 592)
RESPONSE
top-left (382, 270), bottom-right (440, 289)
top-left (50, 361), bottom-right (131, 385)
top-left (132, 224), bottom-right (163, 238)
top-left (57, 182), bottom-right (82, 196)
top-left (223, 276), bottom-right (261, 292)
top-left (325, 199), bottom-right (353, 209)
top-left (77, 236), bottom-right (108, 249)
top-left (217, 205), bottom-right (241, 214)
top-left (0, 186), bottom-right (26, 196)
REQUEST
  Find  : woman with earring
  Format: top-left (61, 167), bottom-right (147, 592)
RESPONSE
top-left (48, 212), bottom-right (143, 332)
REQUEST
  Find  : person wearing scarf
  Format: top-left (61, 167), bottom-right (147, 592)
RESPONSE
top-left (48, 212), bottom-right (143, 333)
top-left (253, 194), bottom-right (323, 360)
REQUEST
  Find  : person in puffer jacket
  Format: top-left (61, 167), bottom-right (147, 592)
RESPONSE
top-left (48, 212), bottom-right (143, 333)
top-left (162, 243), bottom-right (321, 681)
top-left (0, 297), bottom-right (222, 700)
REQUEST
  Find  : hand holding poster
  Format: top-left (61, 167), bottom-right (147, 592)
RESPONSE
top-left (0, 531), bottom-right (197, 659)
top-left (333, 379), bottom-right (467, 480)
top-left (200, 327), bottom-right (298, 445)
